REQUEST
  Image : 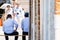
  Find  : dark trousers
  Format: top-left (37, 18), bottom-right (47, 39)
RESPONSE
top-left (22, 32), bottom-right (28, 40)
top-left (4, 31), bottom-right (19, 40)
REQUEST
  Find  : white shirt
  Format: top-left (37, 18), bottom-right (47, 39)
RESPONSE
top-left (14, 7), bottom-right (24, 17)
top-left (5, 8), bottom-right (13, 15)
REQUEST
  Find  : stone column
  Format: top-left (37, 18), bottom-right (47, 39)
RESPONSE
top-left (30, 0), bottom-right (40, 40)
top-left (40, 0), bottom-right (55, 40)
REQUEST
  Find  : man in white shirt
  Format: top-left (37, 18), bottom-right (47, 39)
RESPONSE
top-left (14, 3), bottom-right (24, 26)
top-left (5, 5), bottom-right (13, 19)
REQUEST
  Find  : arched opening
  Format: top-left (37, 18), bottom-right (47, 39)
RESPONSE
top-left (0, 0), bottom-right (40, 40)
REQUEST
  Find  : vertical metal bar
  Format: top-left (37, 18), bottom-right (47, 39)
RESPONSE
top-left (40, 0), bottom-right (44, 40)
top-left (38, 0), bottom-right (40, 40)
top-left (35, 0), bottom-right (38, 40)
top-left (32, 0), bottom-right (35, 40)
top-left (29, 0), bottom-right (31, 40)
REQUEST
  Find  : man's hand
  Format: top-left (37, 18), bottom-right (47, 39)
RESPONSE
top-left (14, 29), bottom-right (17, 32)
top-left (14, 27), bottom-right (17, 32)
top-left (22, 28), bottom-right (24, 30)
